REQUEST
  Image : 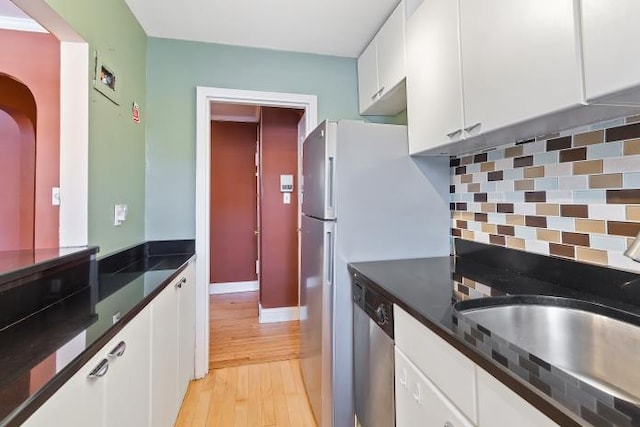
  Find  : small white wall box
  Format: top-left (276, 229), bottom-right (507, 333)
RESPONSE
top-left (280, 175), bottom-right (294, 192)
top-left (114, 204), bottom-right (128, 226)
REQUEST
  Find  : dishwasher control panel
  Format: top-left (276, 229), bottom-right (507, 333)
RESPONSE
top-left (352, 279), bottom-right (394, 338)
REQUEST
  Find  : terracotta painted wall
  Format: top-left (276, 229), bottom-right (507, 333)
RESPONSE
top-left (0, 29), bottom-right (60, 249)
top-left (259, 107), bottom-right (302, 308)
top-left (210, 121), bottom-right (259, 284)
top-left (0, 108), bottom-right (35, 251)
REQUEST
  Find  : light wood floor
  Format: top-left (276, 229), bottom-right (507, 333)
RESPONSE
top-left (175, 359), bottom-right (316, 426)
top-left (209, 291), bottom-right (300, 369)
top-left (175, 291), bottom-right (315, 426)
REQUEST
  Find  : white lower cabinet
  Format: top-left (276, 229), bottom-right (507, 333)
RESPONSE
top-left (23, 308), bottom-right (152, 427)
top-left (23, 259), bottom-right (196, 427)
top-left (394, 305), bottom-right (559, 426)
top-left (22, 350), bottom-right (106, 427)
top-left (151, 273), bottom-right (181, 427)
top-left (477, 368), bottom-right (556, 427)
top-left (151, 260), bottom-right (197, 427)
top-left (395, 348), bottom-right (474, 427)
top-left (104, 308), bottom-right (151, 427)
top-left (177, 261), bottom-right (196, 400)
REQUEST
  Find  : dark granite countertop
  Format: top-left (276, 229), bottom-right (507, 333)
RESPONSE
top-left (349, 240), bottom-right (640, 427)
top-left (0, 240), bottom-right (195, 427)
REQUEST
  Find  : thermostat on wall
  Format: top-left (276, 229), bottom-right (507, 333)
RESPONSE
top-left (280, 175), bottom-right (294, 192)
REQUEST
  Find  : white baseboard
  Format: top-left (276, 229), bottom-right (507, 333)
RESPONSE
top-left (258, 303), bottom-right (299, 323)
top-left (209, 280), bottom-right (259, 295)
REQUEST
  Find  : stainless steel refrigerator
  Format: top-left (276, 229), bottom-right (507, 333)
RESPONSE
top-left (299, 120), bottom-right (450, 426)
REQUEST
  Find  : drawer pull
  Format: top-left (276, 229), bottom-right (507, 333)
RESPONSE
top-left (413, 383), bottom-right (422, 405)
top-left (444, 422), bottom-right (454, 427)
top-left (88, 359), bottom-right (109, 379)
top-left (108, 341), bottom-right (127, 358)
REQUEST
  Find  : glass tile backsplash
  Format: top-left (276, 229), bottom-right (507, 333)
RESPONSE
top-left (450, 115), bottom-right (640, 273)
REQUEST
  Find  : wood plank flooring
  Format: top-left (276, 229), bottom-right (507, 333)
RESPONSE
top-left (176, 359), bottom-right (316, 427)
top-left (175, 291), bottom-right (315, 426)
top-left (209, 291), bottom-right (300, 369)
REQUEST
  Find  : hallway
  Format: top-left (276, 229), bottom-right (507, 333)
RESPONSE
top-left (175, 291), bottom-right (316, 426)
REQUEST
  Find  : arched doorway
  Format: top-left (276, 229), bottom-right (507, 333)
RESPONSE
top-left (0, 74), bottom-right (36, 251)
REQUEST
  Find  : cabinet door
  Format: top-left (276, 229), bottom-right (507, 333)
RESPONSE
top-left (477, 368), bottom-right (557, 426)
top-left (460, 0), bottom-right (580, 137)
top-left (150, 279), bottom-right (180, 427)
top-left (581, 0), bottom-right (640, 103)
top-left (406, 0), bottom-right (465, 154)
top-left (394, 305), bottom-right (477, 422)
top-left (23, 351), bottom-right (106, 427)
top-left (376, 2), bottom-right (406, 100)
top-left (395, 348), bottom-right (474, 427)
top-left (357, 40), bottom-right (379, 114)
top-left (177, 261), bottom-right (196, 401)
top-left (104, 308), bottom-right (151, 427)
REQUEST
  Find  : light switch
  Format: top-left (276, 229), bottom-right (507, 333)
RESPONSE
top-left (283, 193), bottom-right (291, 204)
top-left (52, 187), bottom-right (61, 206)
top-left (114, 204), bottom-right (128, 226)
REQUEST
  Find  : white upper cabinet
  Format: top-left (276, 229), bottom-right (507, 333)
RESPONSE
top-left (376, 3), bottom-right (406, 101)
top-left (357, 1), bottom-right (407, 115)
top-left (460, 0), bottom-right (581, 137)
top-left (406, 0), bottom-right (465, 154)
top-left (406, 0), bottom-right (640, 155)
top-left (357, 41), bottom-right (379, 114)
top-left (581, 0), bottom-right (640, 105)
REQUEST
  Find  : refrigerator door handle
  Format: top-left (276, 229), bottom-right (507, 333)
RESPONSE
top-left (327, 156), bottom-right (335, 212)
top-left (325, 228), bottom-right (334, 287)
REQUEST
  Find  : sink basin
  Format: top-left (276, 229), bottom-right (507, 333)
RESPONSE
top-left (454, 296), bottom-right (640, 404)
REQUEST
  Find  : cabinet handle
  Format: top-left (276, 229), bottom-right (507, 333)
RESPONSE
top-left (175, 277), bottom-right (186, 289)
top-left (370, 87), bottom-right (385, 100)
top-left (87, 358), bottom-right (109, 379)
top-left (446, 129), bottom-right (462, 139)
top-left (412, 383), bottom-right (422, 405)
top-left (464, 122), bottom-right (482, 133)
top-left (108, 341), bottom-right (127, 358)
top-left (444, 422), bottom-right (454, 427)
top-left (399, 368), bottom-right (408, 389)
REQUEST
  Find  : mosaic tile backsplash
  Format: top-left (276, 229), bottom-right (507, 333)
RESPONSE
top-left (450, 115), bottom-right (640, 273)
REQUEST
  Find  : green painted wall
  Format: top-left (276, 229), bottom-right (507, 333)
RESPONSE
top-left (145, 37), bottom-right (366, 239)
top-left (44, 0), bottom-right (147, 256)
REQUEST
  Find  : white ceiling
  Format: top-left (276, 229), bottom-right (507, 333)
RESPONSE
top-left (125, 0), bottom-right (399, 58)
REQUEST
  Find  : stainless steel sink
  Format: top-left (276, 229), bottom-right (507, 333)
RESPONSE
top-left (455, 296), bottom-right (640, 404)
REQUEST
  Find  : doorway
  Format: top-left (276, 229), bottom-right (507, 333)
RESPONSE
top-left (195, 87), bottom-right (318, 378)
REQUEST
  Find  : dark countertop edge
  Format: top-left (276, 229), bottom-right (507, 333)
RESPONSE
top-left (348, 263), bottom-right (585, 427)
top-left (2, 255), bottom-right (195, 427)
top-left (0, 247), bottom-right (99, 289)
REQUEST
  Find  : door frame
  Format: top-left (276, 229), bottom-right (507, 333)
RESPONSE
top-left (195, 86), bottom-right (317, 377)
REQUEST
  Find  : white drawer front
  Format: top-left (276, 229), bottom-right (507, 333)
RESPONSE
top-left (394, 304), bottom-right (477, 423)
top-left (395, 348), bottom-right (475, 427)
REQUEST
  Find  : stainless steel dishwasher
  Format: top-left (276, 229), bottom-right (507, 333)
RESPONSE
top-left (353, 277), bottom-right (395, 427)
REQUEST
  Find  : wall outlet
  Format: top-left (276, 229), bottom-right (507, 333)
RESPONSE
top-left (114, 204), bottom-right (128, 226)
